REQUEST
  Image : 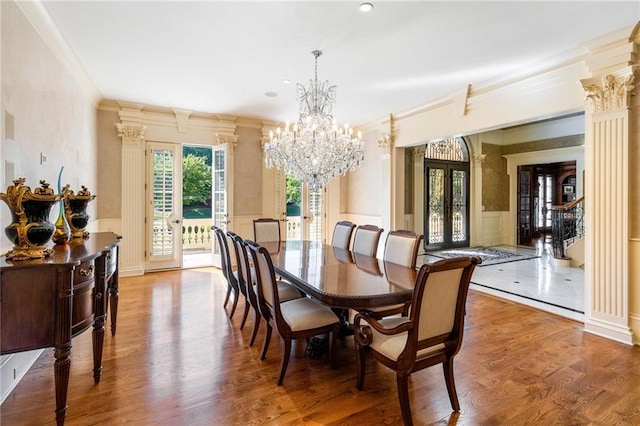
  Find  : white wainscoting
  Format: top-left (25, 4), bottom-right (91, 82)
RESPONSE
top-left (480, 211), bottom-right (510, 247)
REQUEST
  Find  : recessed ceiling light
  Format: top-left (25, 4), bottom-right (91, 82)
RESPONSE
top-left (282, 79), bottom-right (291, 84)
top-left (265, 91), bottom-right (278, 98)
top-left (359, 2), bottom-right (373, 12)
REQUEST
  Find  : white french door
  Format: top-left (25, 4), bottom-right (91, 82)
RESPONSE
top-left (211, 144), bottom-right (229, 268)
top-left (146, 142), bottom-right (183, 270)
top-left (283, 173), bottom-right (324, 242)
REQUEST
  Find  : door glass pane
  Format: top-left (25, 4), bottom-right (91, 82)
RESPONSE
top-left (451, 169), bottom-right (467, 242)
top-left (285, 173), bottom-right (302, 240)
top-left (428, 168), bottom-right (445, 244)
top-left (151, 148), bottom-right (174, 256)
top-left (212, 148), bottom-right (226, 231)
top-left (308, 187), bottom-right (323, 242)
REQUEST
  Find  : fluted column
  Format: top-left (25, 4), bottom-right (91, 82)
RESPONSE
top-left (581, 27), bottom-right (638, 344)
top-left (116, 105), bottom-right (146, 276)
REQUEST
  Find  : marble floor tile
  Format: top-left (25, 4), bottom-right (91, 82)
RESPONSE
top-left (422, 240), bottom-right (585, 322)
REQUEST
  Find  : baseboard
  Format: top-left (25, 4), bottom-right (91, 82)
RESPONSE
top-left (584, 317), bottom-right (634, 346)
top-left (0, 350), bottom-right (43, 404)
top-left (630, 313), bottom-right (640, 346)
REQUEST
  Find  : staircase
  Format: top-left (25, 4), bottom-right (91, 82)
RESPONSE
top-left (551, 197), bottom-right (585, 267)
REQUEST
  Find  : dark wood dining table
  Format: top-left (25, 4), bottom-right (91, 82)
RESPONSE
top-left (261, 240), bottom-right (418, 310)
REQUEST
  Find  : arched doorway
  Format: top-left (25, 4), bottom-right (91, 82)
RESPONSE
top-left (423, 137), bottom-right (471, 251)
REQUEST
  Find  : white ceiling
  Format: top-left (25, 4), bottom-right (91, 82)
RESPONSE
top-left (42, 1), bottom-right (639, 128)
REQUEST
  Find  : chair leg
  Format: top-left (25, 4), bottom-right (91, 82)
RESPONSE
top-left (228, 286), bottom-right (239, 318)
top-left (355, 343), bottom-right (366, 390)
top-left (239, 299), bottom-right (250, 330)
top-left (249, 309), bottom-right (261, 347)
top-left (396, 374), bottom-right (413, 426)
top-left (260, 324), bottom-right (272, 360)
top-left (443, 359), bottom-right (460, 411)
top-left (223, 284), bottom-right (231, 308)
top-left (277, 338), bottom-right (292, 386)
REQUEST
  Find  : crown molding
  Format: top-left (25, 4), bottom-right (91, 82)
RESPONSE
top-left (16, 0), bottom-right (102, 106)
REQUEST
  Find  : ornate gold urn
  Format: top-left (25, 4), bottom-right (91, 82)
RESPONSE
top-left (1, 178), bottom-right (59, 260)
top-left (61, 185), bottom-right (96, 238)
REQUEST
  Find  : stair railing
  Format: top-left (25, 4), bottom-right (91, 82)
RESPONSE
top-left (550, 196), bottom-right (584, 259)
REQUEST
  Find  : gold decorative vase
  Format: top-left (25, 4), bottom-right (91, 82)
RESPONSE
top-left (0, 178), bottom-right (59, 260)
top-left (62, 185), bottom-right (96, 238)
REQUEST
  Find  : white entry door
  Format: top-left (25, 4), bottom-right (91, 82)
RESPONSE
top-left (146, 142), bottom-right (183, 270)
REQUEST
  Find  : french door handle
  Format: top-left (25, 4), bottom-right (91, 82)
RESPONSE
top-left (172, 219), bottom-right (181, 224)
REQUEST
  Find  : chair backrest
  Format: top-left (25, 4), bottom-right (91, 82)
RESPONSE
top-left (409, 256), bottom-right (481, 350)
top-left (229, 232), bottom-right (258, 306)
top-left (383, 230), bottom-right (423, 268)
top-left (331, 221), bottom-right (355, 249)
top-left (213, 226), bottom-right (234, 282)
top-left (352, 225), bottom-right (383, 257)
top-left (246, 240), bottom-right (280, 318)
top-left (253, 218), bottom-right (281, 243)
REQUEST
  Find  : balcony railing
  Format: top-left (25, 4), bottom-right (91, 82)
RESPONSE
top-left (182, 218), bottom-right (213, 251)
top-left (551, 197), bottom-right (584, 259)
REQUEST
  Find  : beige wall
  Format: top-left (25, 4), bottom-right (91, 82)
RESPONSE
top-left (96, 109), bottom-right (122, 218)
top-left (502, 134), bottom-right (584, 155)
top-left (481, 143), bottom-right (509, 212)
top-left (234, 125), bottom-right (263, 215)
top-left (1, 2), bottom-right (98, 253)
top-left (346, 128), bottom-right (382, 217)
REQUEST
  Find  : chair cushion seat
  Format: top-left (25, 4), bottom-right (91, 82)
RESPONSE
top-left (277, 280), bottom-right (302, 302)
top-left (280, 297), bottom-right (339, 332)
top-left (368, 317), bottom-right (444, 361)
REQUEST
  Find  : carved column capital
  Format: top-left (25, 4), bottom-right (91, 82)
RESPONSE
top-left (116, 123), bottom-right (145, 146)
top-left (216, 134), bottom-right (238, 150)
top-left (378, 134), bottom-right (394, 154)
top-left (472, 153), bottom-right (487, 168)
top-left (412, 146), bottom-right (426, 161)
top-left (581, 67), bottom-right (636, 113)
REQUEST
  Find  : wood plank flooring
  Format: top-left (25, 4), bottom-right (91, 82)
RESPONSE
top-left (1, 267), bottom-right (639, 425)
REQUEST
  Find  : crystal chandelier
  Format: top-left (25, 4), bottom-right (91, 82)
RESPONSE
top-left (265, 50), bottom-right (365, 189)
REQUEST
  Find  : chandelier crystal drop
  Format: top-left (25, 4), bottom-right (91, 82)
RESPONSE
top-left (265, 50), bottom-right (365, 189)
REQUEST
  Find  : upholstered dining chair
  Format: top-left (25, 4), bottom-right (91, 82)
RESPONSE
top-left (253, 218), bottom-right (281, 243)
top-left (213, 226), bottom-right (239, 318)
top-left (361, 230), bottom-right (424, 318)
top-left (383, 230), bottom-right (424, 269)
top-left (352, 224), bottom-right (383, 257)
top-left (227, 231), bottom-right (253, 331)
top-left (246, 240), bottom-right (341, 386)
top-left (354, 256), bottom-right (481, 426)
top-left (229, 233), bottom-right (303, 346)
top-left (331, 220), bottom-right (356, 250)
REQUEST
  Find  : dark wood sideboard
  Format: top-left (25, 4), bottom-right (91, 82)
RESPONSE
top-left (0, 232), bottom-right (121, 426)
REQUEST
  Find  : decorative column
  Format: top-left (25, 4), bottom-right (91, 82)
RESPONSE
top-left (412, 146), bottom-right (426, 234)
top-left (471, 152), bottom-right (486, 247)
top-left (581, 31), bottom-right (637, 344)
top-left (377, 126), bottom-right (394, 239)
top-left (116, 105), bottom-right (146, 276)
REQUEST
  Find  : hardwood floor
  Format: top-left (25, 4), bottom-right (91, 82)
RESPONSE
top-left (2, 267), bottom-right (639, 425)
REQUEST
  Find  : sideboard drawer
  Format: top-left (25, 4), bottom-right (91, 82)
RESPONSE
top-left (75, 259), bottom-right (95, 285)
top-left (72, 260), bottom-right (95, 336)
